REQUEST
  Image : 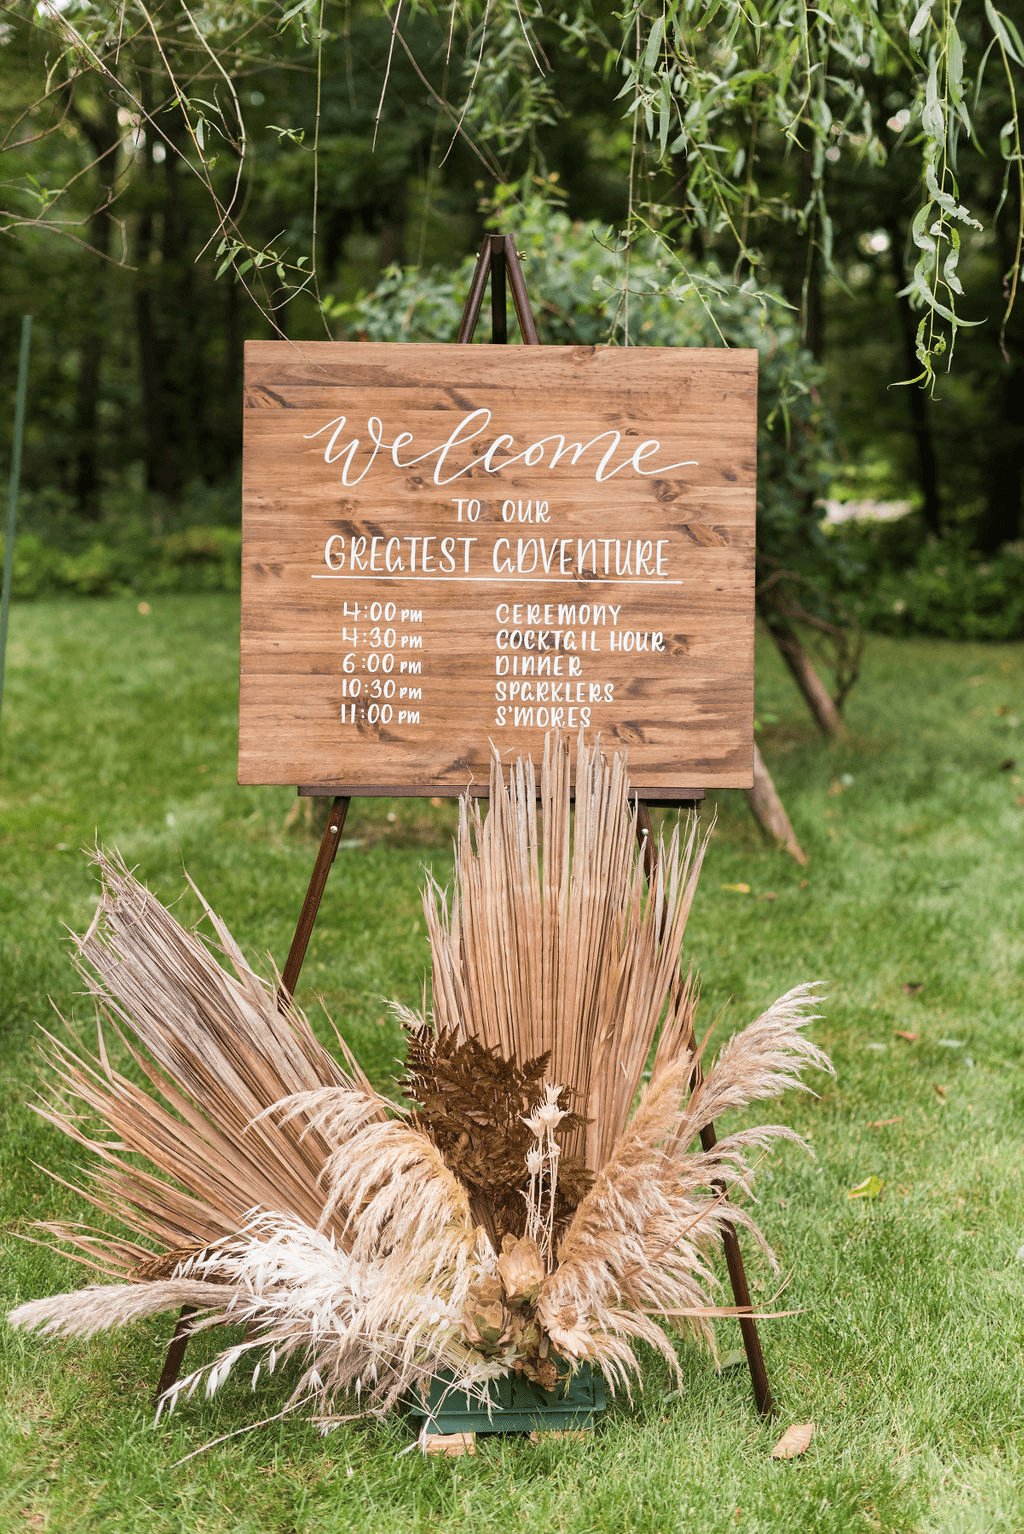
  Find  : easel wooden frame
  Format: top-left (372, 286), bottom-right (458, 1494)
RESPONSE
top-left (155, 233), bottom-right (773, 1417)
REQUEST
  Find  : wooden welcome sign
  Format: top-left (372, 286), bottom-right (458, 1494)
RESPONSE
top-left (240, 341), bottom-right (757, 797)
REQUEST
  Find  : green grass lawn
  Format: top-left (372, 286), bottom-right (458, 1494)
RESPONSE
top-left (1, 594), bottom-right (1022, 1534)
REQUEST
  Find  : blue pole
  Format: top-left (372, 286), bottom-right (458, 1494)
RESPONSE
top-left (0, 315), bottom-right (32, 741)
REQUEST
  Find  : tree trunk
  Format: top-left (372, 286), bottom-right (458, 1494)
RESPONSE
top-left (70, 94), bottom-right (120, 517)
top-left (73, 252), bottom-right (108, 516)
top-left (975, 174), bottom-right (1024, 553)
top-left (745, 744), bottom-right (808, 864)
top-left (888, 220), bottom-right (943, 538)
top-left (135, 84), bottom-right (181, 500)
top-left (161, 142), bottom-right (201, 482)
top-left (976, 354), bottom-right (1024, 551)
top-left (799, 152), bottom-right (824, 362)
top-left (757, 591), bottom-right (848, 740)
top-left (670, 150), bottom-right (705, 261)
top-left (780, 151), bottom-right (825, 361)
top-left (378, 172), bottom-right (408, 270)
top-left (214, 271), bottom-right (243, 479)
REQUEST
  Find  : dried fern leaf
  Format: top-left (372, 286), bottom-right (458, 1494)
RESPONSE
top-left (398, 1019), bottom-right (590, 1244)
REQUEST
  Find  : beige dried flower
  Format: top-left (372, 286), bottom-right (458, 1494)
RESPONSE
top-left (523, 1084), bottom-right (566, 1139)
top-left (461, 1298), bottom-right (508, 1351)
top-left (460, 1271), bottom-right (508, 1352)
top-left (537, 1295), bottom-right (593, 1361)
top-left (467, 1272), bottom-right (503, 1307)
top-left (536, 1103), bottom-right (565, 1134)
top-left (496, 1233), bottom-right (545, 1308)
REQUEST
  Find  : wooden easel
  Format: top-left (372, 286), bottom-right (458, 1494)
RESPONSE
top-left (155, 234), bottom-right (773, 1417)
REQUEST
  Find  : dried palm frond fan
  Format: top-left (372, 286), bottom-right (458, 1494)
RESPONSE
top-left (9, 735), bottom-right (831, 1428)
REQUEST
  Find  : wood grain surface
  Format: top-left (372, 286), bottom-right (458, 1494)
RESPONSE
top-left (240, 342), bottom-right (757, 794)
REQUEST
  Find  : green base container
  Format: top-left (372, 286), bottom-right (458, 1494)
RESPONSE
top-left (407, 1364), bottom-right (606, 1435)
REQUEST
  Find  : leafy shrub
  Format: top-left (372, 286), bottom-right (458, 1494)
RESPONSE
top-left (833, 533), bottom-right (1024, 640)
top-left (1, 524), bottom-right (241, 600)
top-left (147, 526), bottom-right (243, 592)
top-left (819, 509), bottom-right (1024, 640)
top-left (822, 510), bottom-right (926, 591)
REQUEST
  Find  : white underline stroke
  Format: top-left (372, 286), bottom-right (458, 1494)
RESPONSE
top-left (311, 575), bottom-right (683, 585)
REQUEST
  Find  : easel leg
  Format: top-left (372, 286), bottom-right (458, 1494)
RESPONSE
top-left (700, 1122), bottom-right (773, 1417)
top-left (635, 801), bottom-right (773, 1418)
top-left (154, 1304), bottom-right (196, 1407)
top-left (278, 795), bottom-right (351, 1002)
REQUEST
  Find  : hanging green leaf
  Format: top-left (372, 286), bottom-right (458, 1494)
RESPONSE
top-left (644, 15), bottom-right (665, 75)
top-left (909, 0), bottom-right (935, 53)
top-left (985, 0), bottom-right (1024, 67)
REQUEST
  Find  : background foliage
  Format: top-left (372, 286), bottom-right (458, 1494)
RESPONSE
top-left (1, 0), bottom-right (1022, 625)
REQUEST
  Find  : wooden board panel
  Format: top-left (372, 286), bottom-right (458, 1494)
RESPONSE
top-left (240, 342), bottom-right (757, 794)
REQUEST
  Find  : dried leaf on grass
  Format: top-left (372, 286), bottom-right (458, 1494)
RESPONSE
top-left (771, 1422), bottom-right (814, 1459)
top-left (847, 1175), bottom-right (883, 1200)
top-left (714, 1349), bottom-right (747, 1373)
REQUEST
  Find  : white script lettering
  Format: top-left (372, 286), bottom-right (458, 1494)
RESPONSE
top-left (304, 409), bottom-right (697, 487)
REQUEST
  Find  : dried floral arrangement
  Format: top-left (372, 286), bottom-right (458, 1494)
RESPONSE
top-left (8, 737), bottom-right (832, 1428)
